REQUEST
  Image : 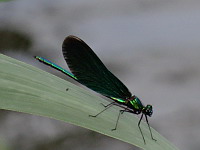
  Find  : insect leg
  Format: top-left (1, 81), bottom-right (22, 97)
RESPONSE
top-left (145, 115), bottom-right (157, 142)
top-left (138, 114), bottom-right (146, 144)
top-left (101, 101), bottom-right (115, 108)
top-left (111, 109), bottom-right (126, 131)
top-left (89, 102), bottom-right (115, 117)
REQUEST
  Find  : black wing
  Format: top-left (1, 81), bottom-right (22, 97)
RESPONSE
top-left (62, 35), bottom-right (132, 99)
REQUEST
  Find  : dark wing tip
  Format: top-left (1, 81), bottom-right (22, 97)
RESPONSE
top-left (63, 35), bottom-right (83, 45)
top-left (62, 35), bottom-right (90, 54)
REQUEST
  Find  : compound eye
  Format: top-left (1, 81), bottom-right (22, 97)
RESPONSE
top-left (149, 111), bottom-right (153, 116)
top-left (146, 109), bottom-right (152, 116)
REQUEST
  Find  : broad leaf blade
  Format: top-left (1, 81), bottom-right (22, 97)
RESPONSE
top-left (0, 54), bottom-right (179, 150)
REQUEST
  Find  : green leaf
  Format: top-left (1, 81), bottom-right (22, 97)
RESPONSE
top-left (0, 54), bottom-right (179, 150)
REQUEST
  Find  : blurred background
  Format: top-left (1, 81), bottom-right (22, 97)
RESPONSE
top-left (0, 0), bottom-right (200, 150)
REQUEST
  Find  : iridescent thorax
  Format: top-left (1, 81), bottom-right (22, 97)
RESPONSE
top-left (111, 95), bottom-right (144, 114)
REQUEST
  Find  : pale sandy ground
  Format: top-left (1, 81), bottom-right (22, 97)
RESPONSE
top-left (0, 0), bottom-right (200, 150)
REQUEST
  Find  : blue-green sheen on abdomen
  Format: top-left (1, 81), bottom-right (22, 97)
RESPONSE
top-left (35, 56), bottom-right (77, 80)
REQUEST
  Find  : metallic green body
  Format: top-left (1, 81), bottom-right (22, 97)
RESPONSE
top-left (35, 56), bottom-right (77, 80)
top-left (110, 96), bottom-right (144, 113)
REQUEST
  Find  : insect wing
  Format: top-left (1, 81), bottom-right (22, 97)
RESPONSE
top-left (62, 35), bottom-right (132, 99)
